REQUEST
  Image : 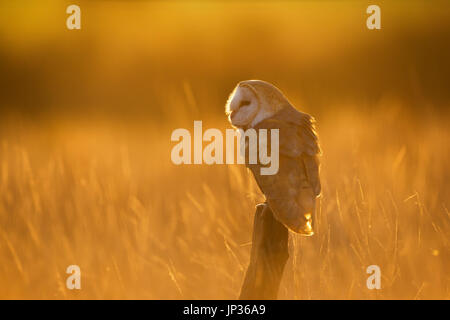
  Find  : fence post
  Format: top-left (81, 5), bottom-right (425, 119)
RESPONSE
top-left (239, 203), bottom-right (289, 300)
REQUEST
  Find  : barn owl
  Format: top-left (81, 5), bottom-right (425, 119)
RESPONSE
top-left (225, 80), bottom-right (321, 235)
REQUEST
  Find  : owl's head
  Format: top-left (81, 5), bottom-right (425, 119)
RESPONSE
top-left (225, 80), bottom-right (290, 128)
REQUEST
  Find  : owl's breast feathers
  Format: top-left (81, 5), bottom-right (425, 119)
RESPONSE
top-left (246, 104), bottom-right (321, 235)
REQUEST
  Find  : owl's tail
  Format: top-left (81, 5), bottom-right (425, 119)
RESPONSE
top-left (267, 193), bottom-right (316, 236)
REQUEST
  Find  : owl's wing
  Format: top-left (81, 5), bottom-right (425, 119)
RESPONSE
top-left (247, 106), bottom-right (321, 234)
top-left (253, 107), bottom-right (321, 195)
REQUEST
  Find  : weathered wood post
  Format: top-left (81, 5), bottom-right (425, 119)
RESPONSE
top-left (239, 203), bottom-right (289, 300)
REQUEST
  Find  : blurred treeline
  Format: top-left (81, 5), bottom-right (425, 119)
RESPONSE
top-left (0, 1), bottom-right (449, 122)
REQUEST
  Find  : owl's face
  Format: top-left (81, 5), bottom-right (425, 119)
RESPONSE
top-left (225, 85), bottom-right (259, 128)
top-left (225, 80), bottom-right (289, 129)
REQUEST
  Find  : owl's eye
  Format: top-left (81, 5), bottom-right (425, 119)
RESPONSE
top-left (239, 100), bottom-right (251, 108)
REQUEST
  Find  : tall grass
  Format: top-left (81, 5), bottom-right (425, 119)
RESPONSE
top-left (0, 101), bottom-right (448, 299)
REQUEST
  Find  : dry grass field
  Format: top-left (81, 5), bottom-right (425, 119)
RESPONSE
top-left (0, 103), bottom-right (448, 299)
top-left (0, 1), bottom-right (449, 299)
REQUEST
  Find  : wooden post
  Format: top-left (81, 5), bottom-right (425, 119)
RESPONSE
top-left (239, 203), bottom-right (289, 300)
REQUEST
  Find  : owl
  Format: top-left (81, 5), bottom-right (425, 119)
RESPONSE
top-left (225, 80), bottom-right (321, 235)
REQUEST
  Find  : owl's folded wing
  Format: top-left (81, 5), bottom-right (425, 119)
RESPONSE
top-left (246, 107), bottom-right (321, 233)
top-left (252, 109), bottom-right (321, 196)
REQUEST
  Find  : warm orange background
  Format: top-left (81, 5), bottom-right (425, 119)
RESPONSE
top-left (0, 1), bottom-right (448, 299)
